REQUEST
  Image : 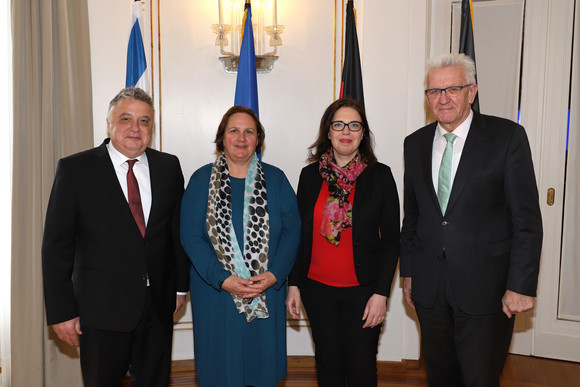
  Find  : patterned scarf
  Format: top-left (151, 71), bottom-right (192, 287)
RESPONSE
top-left (319, 148), bottom-right (367, 246)
top-left (206, 153), bottom-right (270, 322)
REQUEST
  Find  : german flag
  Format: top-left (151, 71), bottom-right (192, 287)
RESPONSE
top-left (459, 0), bottom-right (479, 111)
top-left (340, 0), bottom-right (364, 106)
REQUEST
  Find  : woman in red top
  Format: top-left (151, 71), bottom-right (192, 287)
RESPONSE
top-left (287, 97), bottom-right (400, 387)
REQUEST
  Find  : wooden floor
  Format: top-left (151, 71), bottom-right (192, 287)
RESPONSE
top-left (125, 354), bottom-right (580, 386)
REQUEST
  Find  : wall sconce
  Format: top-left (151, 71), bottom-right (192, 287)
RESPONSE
top-left (212, 0), bottom-right (284, 73)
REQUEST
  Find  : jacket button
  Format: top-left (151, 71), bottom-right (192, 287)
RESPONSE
top-left (442, 221), bottom-right (448, 226)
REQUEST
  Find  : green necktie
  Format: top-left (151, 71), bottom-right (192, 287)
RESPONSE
top-left (438, 132), bottom-right (457, 214)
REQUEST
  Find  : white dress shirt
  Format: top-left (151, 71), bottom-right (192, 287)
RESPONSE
top-left (432, 110), bottom-right (474, 194)
top-left (106, 142), bottom-right (152, 225)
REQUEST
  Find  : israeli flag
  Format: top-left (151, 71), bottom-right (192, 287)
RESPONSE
top-left (126, 1), bottom-right (149, 92)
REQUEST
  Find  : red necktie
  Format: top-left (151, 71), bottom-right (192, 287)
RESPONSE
top-left (127, 159), bottom-right (146, 237)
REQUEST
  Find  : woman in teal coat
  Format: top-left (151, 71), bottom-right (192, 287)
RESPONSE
top-left (180, 105), bottom-right (301, 387)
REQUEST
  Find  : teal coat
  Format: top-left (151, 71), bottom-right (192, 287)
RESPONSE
top-left (180, 162), bottom-right (301, 387)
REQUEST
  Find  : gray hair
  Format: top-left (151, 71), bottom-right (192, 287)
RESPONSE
top-left (425, 53), bottom-right (476, 86)
top-left (107, 87), bottom-right (154, 117)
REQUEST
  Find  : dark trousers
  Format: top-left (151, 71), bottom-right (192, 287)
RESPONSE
top-left (414, 263), bottom-right (515, 387)
top-left (79, 289), bottom-right (173, 387)
top-left (301, 279), bottom-right (382, 387)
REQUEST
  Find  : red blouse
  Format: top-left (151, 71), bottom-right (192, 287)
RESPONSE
top-left (307, 182), bottom-right (360, 287)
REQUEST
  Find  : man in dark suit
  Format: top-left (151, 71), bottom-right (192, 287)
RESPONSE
top-left (400, 53), bottom-right (543, 387)
top-left (42, 87), bottom-right (189, 387)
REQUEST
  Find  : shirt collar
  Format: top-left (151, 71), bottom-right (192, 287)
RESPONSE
top-left (106, 141), bottom-right (149, 168)
top-left (436, 110), bottom-right (474, 141)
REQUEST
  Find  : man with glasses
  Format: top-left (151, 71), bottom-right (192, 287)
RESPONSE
top-left (400, 53), bottom-right (543, 387)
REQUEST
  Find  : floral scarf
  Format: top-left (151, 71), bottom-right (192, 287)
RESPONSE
top-left (319, 148), bottom-right (367, 246)
top-left (206, 153), bottom-right (270, 322)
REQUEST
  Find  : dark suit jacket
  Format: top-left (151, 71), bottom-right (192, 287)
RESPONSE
top-left (42, 139), bottom-right (189, 332)
top-left (400, 112), bottom-right (543, 315)
top-left (288, 161), bottom-right (400, 297)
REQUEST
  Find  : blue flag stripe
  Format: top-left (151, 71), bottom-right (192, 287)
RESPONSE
top-left (126, 11), bottom-right (147, 88)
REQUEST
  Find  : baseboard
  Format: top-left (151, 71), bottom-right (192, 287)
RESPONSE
top-left (171, 356), bottom-right (421, 374)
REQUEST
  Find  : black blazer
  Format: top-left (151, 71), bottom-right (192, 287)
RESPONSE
top-left (42, 139), bottom-right (189, 332)
top-left (288, 161), bottom-right (400, 297)
top-left (400, 112), bottom-right (543, 315)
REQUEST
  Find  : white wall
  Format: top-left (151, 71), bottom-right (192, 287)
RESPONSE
top-left (87, 0), bottom-right (428, 362)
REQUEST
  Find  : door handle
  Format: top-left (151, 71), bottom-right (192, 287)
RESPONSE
top-left (547, 188), bottom-right (555, 206)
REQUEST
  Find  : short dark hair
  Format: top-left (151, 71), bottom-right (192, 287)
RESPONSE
top-left (214, 106), bottom-right (265, 155)
top-left (108, 87), bottom-right (154, 117)
top-left (307, 97), bottom-right (376, 166)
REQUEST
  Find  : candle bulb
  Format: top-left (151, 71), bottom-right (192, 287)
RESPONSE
top-left (218, 0), bottom-right (223, 25)
top-left (273, 0), bottom-right (277, 26)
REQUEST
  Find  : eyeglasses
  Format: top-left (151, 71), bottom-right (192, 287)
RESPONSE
top-left (424, 84), bottom-right (473, 99)
top-left (330, 120), bottom-right (363, 132)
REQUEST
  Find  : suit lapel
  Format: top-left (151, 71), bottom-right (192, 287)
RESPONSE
top-left (446, 113), bottom-right (488, 214)
top-left (418, 124), bottom-right (441, 214)
top-left (306, 167), bottom-right (323, 222)
top-left (299, 166), bottom-right (322, 257)
top-left (352, 166), bottom-right (368, 224)
top-left (96, 139), bottom-right (149, 238)
top-left (94, 140), bottom-right (128, 205)
top-left (145, 148), bottom-right (161, 236)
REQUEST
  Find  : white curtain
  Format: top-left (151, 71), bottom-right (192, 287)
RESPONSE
top-left (11, 0), bottom-right (93, 385)
top-left (0, 0), bottom-right (13, 385)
